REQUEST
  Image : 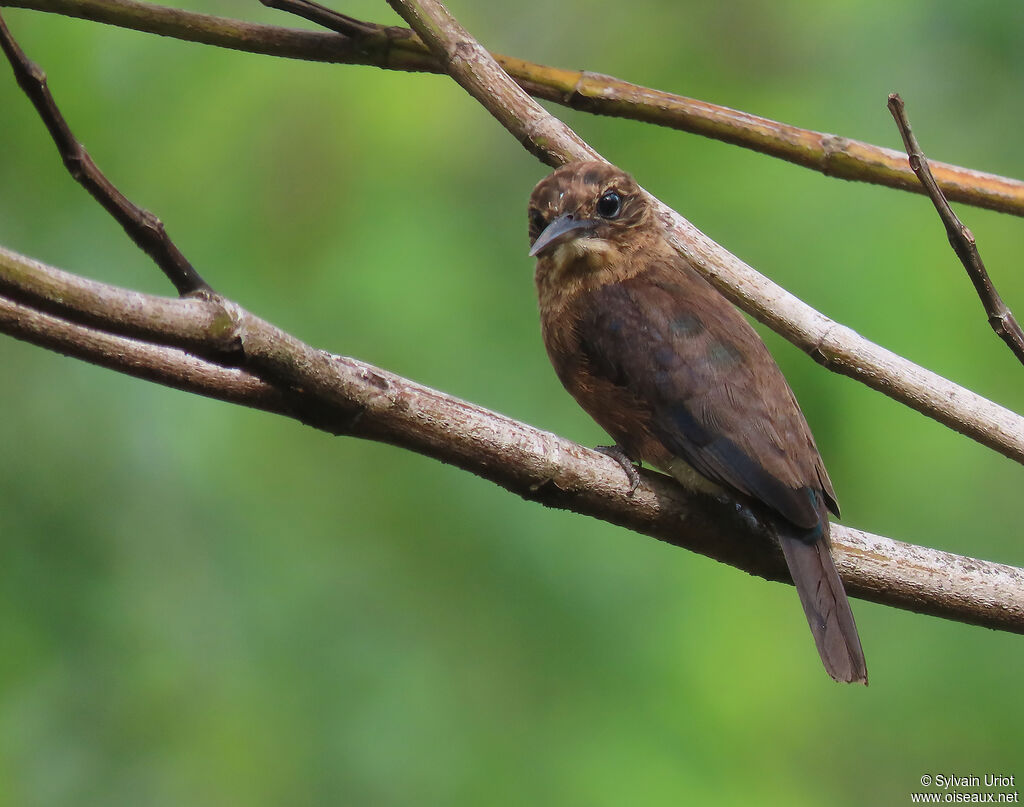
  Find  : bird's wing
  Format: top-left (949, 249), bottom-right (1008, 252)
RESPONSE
top-left (576, 264), bottom-right (838, 529)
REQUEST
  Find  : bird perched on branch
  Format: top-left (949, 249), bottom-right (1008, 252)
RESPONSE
top-left (528, 160), bottom-right (866, 684)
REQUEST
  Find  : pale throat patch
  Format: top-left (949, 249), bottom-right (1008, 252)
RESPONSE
top-left (549, 236), bottom-right (618, 278)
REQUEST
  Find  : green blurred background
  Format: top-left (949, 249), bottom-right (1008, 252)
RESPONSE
top-left (2, 1), bottom-right (1023, 804)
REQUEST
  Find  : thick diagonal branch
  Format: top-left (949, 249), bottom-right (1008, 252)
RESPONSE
top-left (4, 0), bottom-right (1024, 215)
top-left (2, 244), bottom-right (1023, 633)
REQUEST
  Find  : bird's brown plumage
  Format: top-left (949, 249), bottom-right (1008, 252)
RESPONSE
top-left (529, 161), bottom-right (866, 683)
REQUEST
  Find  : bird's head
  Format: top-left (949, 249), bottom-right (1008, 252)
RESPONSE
top-left (528, 161), bottom-right (655, 284)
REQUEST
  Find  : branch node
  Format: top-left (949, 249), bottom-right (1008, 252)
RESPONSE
top-left (361, 367), bottom-right (392, 392)
top-left (446, 39), bottom-right (476, 68)
top-left (806, 323), bottom-right (839, 367)
top-left (819, 134), bottom-right (851, 177)
top-left (205, 296), bottom-right (246, 353)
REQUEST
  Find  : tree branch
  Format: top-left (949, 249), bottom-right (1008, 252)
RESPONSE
top-left (3, 2), bottom-right (1024, 641)
top-left (888, 92), bottom-right (1024, 368)
top-left (2, 243), bottom-right (1023, 633)
top-left (0, 10), bottom-right (210, 295)
top-left (385, 0), bottom-right (1024, 468)
top-left (4, 0), bottom-right (1024, 216)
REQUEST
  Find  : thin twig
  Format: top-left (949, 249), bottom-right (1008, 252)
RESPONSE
top-left (888, 92), bottom-right (1024, 368)
top-left (0, 9), bottom-right (210, 295)
top-left (2, 243), bottom-right (1024, 633)
top-left (258, 0), bottom-right (390, 39)
top-left (5, 0), bottom-right (1024, 216)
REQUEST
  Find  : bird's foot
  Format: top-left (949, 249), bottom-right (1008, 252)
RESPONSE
top-left (595, 444), bottom-right (641, 496)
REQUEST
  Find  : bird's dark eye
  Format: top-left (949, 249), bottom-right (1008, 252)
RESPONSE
top-left (529, 209), bottom-right (546, 233)
top-left (596, 190), bottom-right (622, 219)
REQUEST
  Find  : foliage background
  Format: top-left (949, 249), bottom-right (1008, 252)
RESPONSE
top-left (1, 1), bottom-right (1022, 804)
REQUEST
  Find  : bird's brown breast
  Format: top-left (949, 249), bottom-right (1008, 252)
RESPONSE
top-left (537, 251), bottom-right (838, 529)
top-left (540, 291), bottom-right (667, 467)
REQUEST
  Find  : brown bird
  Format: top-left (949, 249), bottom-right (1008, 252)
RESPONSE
top-left (528, 161), bottom-right (866, 684)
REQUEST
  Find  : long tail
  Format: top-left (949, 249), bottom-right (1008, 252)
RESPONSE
top-left (778, 530), bottom-right (867, 684)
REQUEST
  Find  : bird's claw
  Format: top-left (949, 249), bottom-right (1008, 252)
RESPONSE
top-left (595, 444), bottom-right (641, 496)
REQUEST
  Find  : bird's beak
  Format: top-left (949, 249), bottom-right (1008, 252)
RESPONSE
top-left (529, 214), bottom-right (598, 257)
